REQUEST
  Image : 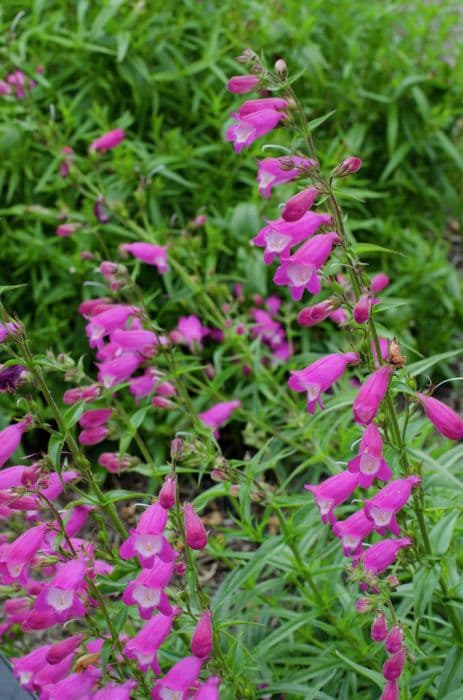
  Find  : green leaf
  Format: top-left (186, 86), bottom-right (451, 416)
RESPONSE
top-left (308, 110), bottom-right (336, 131)
top-left (408, 350), bottom-right (463, 377)
top-left (430, 512), bottom-right (459, 555)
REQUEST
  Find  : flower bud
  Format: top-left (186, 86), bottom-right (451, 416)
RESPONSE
top-left (297, 300), bottom-right (334, 327)
top-left (281, 186), bottom-right (318, 222)
top-left (332, 156), bottom-right (362, 178)
top-left (159, 474), bottom-right (176, 510)
top-left (227, 75), bottom-right (260, 94)
top-left (380, 680), bottom-right (399, 700)
top-left (385, 625), bottom-right (404, 654)
top-left (382, 648), bottom-right (406, 680)
top-left (354, 597), bottom-right (371, 613)
top-left (274, 58), bottom-right (287, 78)
top-left (370, 273), bottom-right (390, 294)
top-left (371, 613), bottom-right (388, 641)
top-left (353, 294), bottom-right (372, 324)
top-left (416, 393), bottom-right (463, 441)
top-left (191, 610), bottom-right (213, 658)
top-left (183, 503), bottom-right (208, 550)
top-left (170, 437), bottom-right (184, 461)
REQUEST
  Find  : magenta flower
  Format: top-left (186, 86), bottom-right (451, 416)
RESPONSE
top-left (159, 474), bottom-right (177, 510)
top-left (227, 108), bottom-right (286, 153)
top-left (98, 452), bottom-right (133, 473)
top-left (41, 666), bottom-right (101, 699)
top-left (304, 471), bottom-right (359, 525)
top-left (273, 232), bottom-right (340, 300)
top-left (34, 559), bottom-right (86, 625)
top-left (385, 625), bottom-right (404, 654)
top-left (120, 242), bottom-right (169, 273)
top-left (253, 212), bottom-right (332, 264)
top-left (124, 612), bottom-right (174, 673)
top-left (173, 315), bottom-right (209, 350)
top-left (195, 676), bottom-right (221, 699)
top-left (383, 648), bottom-right (406, 680)
top-left (79, 408), bottom-right (112, 428)
top-left (85, 304), bottom-right (140, 345)
top-left (288, 352), bottom-right (359, 414)
top-left (0, 416), bottom-right (32, 468)
top-left (191, 610), bottom-right (213, 659)
top-left (353, 294), bottom-right (372, 324)
top-left (297, 300), bottom-right (335, 327)
top-left (93, 680), bottom-right (138, 700)
top-left (380, 680), bottom-right (399, 700)
top-left (198, 400), bottom-right (241, 438)
top-left (332, 509), bottom-right (375, 556)
top-left (256, 156), bottom-right (314, 198)
top-left (152, 655), bottom-right (203, 699)
top-left (361, 537), bottom-right (412, 576)
top-left (416, 393), bottom-right (463, 440)
top-left (63, 384), bottom-right (100, 405)
top-left (281, 186), bottom-right (319, 222)
top-left (0, 523), bottom-right (46, 583)
top-left (371, 273), bottom-right (390, 294)
top-left (122, 559), bottom-right (174, 619)
top-left (363, 476), bottom-right (421, 535)
top-left (110, 328), bottom-right (159, 355)
top-left (78, 425), bottom-right (109, 445)
top-left (347, 424), bottom-right (392, 488)
top-left (12, 645), bottom-right (51, 690)
top-left (227, 75), bottom-right (260, 93)
top-left (56, 223), bottom-right (80, 237)
top-left (183, 503), bottom-right (208, 550)
top-left (90, 128), bottom-right (125, 152)
top-left (353, 366), bottom-right (392, 425)
top-left (46, 635), bottom-right (83, 665)
top-left (0, 364), bottom-right (25, 392)
top-left (97, 352), bottom-right (142, 388)
top-left (59, 146), bottom-right (73, 177)
top-left (119, 502), bottom-right (176, 567)
top-left (371, 613), bottom-right (388, 641)
top-left (237, 97), bottom-right (288, 117)
top-left (332, 156), bottom-right (362, 178)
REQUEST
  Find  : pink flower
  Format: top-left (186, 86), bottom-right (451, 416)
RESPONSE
top-left (191, 610), bottom-right (213, 658)
top-left (194, 676), bottom-right (221, 700)
top-left (12, 644), bottom-right (51, 690)
top-left (380, 680), bottom-right (399, 700)
top-left (226, 108), bottom-right (286, 153)
top-left (120, 242), bottom-right (169, 273)
top-left (119, 503), bottom-right (176, 567)
top-left (227, 75), bottom-right (260, 93)
top-left (0, 416), bottom-right (32, 467)
top-left (273, 232), bottom-right (340, 300)
top-left (93, 680), bottom-right (138, 700)
top-left (90, 128), bottom-right (125, 152)
top-left (353, 294), bottom-right (372, 324)
top-left (304, 471), bottom-right (359, 525)
top-left (124, 612), bottom-right (174, 672)
top-left (110, 328), bottom-right (158, 355)
top-left (78, 425), bottom-right (109, 445)
top-left (0, 524), bottom-right (46, 583)
top-left (256, 156), bottom-right (314, 198)
top-left (56, 223), bottom-right (80, 237)
top-left (354, 597), bottom-right (371, 613)
top-left (383, 648), bottom-right (406, 680)
top-left (332, 156), bottom-right (362, 178)
top-left (361, 537), bottom-right (413, 576)
top-left (385, 626), bottom-right (404, 654)
top-left (281, 187), bottom-right (319, 222)
top-left (41, 666), bottom-right (101, 699)
top-left (152, 656), bottom-right (203, 699)
top-left (79, 408), bottom-right (112, 428)
top-left (347, 423), bottom-right (392, 488)
top-left (97, 352), bottom-right (142, 388)
top-left (184, 503), bottom-right (208, 550)
top-left (253, 212), bottom-right (333, 265)
top-left (159, 474), bottom-right (177, 510)
top-left (34, 559), bottom-right (87, 625)
top-left (372, 337), bottom-right (390, 367)
top-left (371, 613), bottom-right (388, 641)
top-left (98, 452), bottom-right (133, 473)
top-left (63, 384), bottom-right (100, 405)
top-left (174, 315), bottom-right (209, 350)
top-left (363, 476), bottom-right (421, 535)
top-left (353, 366), bottom-right (392, 425)
top-left (59, 146), bottom-right (73, 177)
top-left (332, 509), bottom-right (375, 556)
top-left (46, 635), bottom-right (83, 665)
top-left (371, 273), bottom-right (390, 294)
top-left (198, 400), bottom-right (241, 438)
top-left (85, 304), bottom-right (140, 345)
top-left (297, 300), bottom-right (335, 327)
top-left (416, 393), bottom-right (463, 440)
top-left (288, 352), bottom-right (359, 414)
top-left (0, 80), bottom-right (12, 95)
top-left (237, 97), bottom-right (288, 117)
top-left (122, 559), bottom-right (174, 619)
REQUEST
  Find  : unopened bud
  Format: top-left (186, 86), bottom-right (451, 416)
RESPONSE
top-left (170, 437), bottom-right (184, 461)
top-left (274, 58), bottom-right (287, 78)
top-left (332, 156), bottom-right (362, 179)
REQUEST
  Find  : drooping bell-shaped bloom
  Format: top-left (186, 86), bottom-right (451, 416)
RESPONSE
top-left (353, 366), bottom-right (392, 425)
top-left (360, 537), bottom-right (412, 576)
top-left (347, 424), bottom-right (392, 488)
top-left (12, 644), bottom-right (51, 690)
top-left (79, 408), bottom-right (112, 428)
top-left (122, 559), bottom-right (174, 619)
top-left (297, 300), bottom-right (335, 327)
top-left (194, 676), bottom-right (221, 699)
top-left (226, 108), bottom-right (286, 153)
top-left (124, 612), bottom-right (175, 673)
top-left (172, 315), bottom-right (209, 350)
top-left (110, 328), bottom-right (158, 355)
top-left (288, 352), bottom-right (359, 414)
top-left (93, 680), bottom-right (138, 700)
top-left (184, 503), bottom-right (208, 550)
top-left (191, 610), bottom-right (213, 659)
top-left (273, 232), bottom-right (340, 300)
top-left (253, 212), bottom-right (332, 265)
top-left (86, 304), bottom-right (140, 346)
top-left (330, 308), bottom-right (348, 325)
top-left (236, 97), bottom-right (288, 117)
top-left (98, 452), bottom-right (134, 473)
top-left (304, 471), bottom-right (359, 526)
top-left (152, 656), bottom-right (203, 699)
top-left (380, 680), bottom-right (399, 700)
top-left (40, 666), bottom-right (101, 699)
top-left (332, 156), bottom-right (362, 178)
top-left (62, 505), bottom-right (95, 538)
top-left (34, 559), bottom-right (87, 625)
top-left (90, 128), bottom-right (125, 152)
top-left (63, 384), bottom-right (100, 405)
top-left (256, 156), bottom-right (314, 198)
top-left (385, 626), bottom-right (404, 654)
top-left (416, 393), bottom-right (463, 441)
top-left (370, 273), bottom-right (390, 294)
top-left (353, 294), bottom-right (372, 324)
top-left (97, 352), bottom-right (142, 388)
top-left (372, 337), bottom-right (390, 367)
top-left (56, 223), bottom-right (81, 237)
top-left (46, 635), bottom-right (83, 665)
top-left (281, 187), bottom-right (319, 222)
top-left (383, 648), bottom-right (406, 680)
top-left (332, 509), bottom-right (375, 556)
top-left (159, 474), bottom-right (177, 510)
top-left (120, 242), bottom-right (169, 273)
top-left (0, 416), bottom-right (32, 467)
top-left (0, 364), bottom-right (25, 392)
top-left (227, 75), bottom-right (260, 93)
top-left (0, 523), bottom-right (46, 583)
top-left (198, 400), bottom-right (241, 438)
top-left (363, 476), bottom-right (421, 535)
top-left (78, 425), bottom-right (109, 446)
top-left (119, 502), bottom-right (176, 567)
top-left (371, 613), bottom-right (388, 641)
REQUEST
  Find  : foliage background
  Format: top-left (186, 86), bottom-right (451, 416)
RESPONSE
top-left (0, 1), bottom-right (462, 698)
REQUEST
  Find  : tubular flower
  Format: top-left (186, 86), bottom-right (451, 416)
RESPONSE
top-left (416, 393), bottom-right (463, 440)
top-left (194, 676), bottom-right (221, 700)
top-left (353, 294), bottom-right (372, 324)
top-left (124, 612), bottom-right (175, 673)
top-left (253, 212), bottom-right (332, 265)
top-left (256, 156), bottom-right (314, 198)
top-left (226, 103), bottom-right (287, 153)
top-left (371, 613), bottom-right (388, 641)
top-left (360, 537), bottom-right (413, 576)
top-left (89, 128), bottom-right (125, 152)
top-left (227, 75), bottom-right (260, 93)
top-left (304, 471), bottom-right (359, 526)
top-left (380, 680), bottom-right (399, 700)
top-left (353, 366), bottom-right (393, 425)
top-left (119, 503), bottom-right (176, 567)
top-left (297, 300), bottom-right (335, 327)
top-left (0, 416), bottom-right (32, 468)
top-left (363, 476), bottom-right (421, 535)
top-left (34, 559), bottom-right (87, 625)
top-left (281, 186), bottom-right (319, 222)
top-left (371, 273), bottom-right (390, 294)
top-left (383, 648), bottom-right (406, 680)
top-left (273, 232), bottom-right (340, 300)
top-left (332, 509), bottom-right (375, 556)
top-left (122, 559), bottom-right (174, 619)
top-left (347, 423), bottom-right (392, 488)
top-left (158, 474), bottom-right (177, 510)
top-left (0, 523), bottom-right (46, 583)
top-left (92, 680), bottom-right (138, 700)
top-left (385, 626), bottom-right (404, 654)
top-left (120, 242), bottom-right (169, 273)
top-left (183, 503), bottom-right (208, 550)
top-left (152, 655), bottom-right (203, 699)
top-left (288, 352), bottom-right (359, 414)
top-left (198, 400), bottom-right (241, 438)
top-left (191, 610), bottom-right (213, 659)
